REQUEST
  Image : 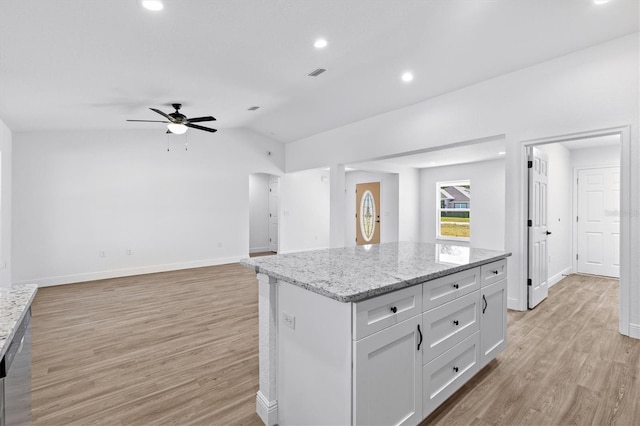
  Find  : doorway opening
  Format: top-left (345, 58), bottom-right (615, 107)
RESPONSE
top-left (249, 173), bottom-right (279, 257)
top-left (523, 130), bottom-right (624, 324)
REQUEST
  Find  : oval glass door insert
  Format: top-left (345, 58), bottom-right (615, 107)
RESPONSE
top-left (359, 190), bottom-right (376, 242)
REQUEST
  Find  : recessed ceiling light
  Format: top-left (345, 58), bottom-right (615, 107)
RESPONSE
top-left (401, 71), bottom-right (414, 83)
top-left (314, 39), bottom-right (328, 49)
top-left (142, 0), bottom-right (164, 11)
top-left (593, 0), bottom-right (611, 4)
top-left (498, 151), bottom-right (506, 155)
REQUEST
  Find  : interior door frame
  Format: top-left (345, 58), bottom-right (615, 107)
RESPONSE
top-left (516, 125), bottom-right (631, 336)
top-left (572, 164), bottom-right (621, 277)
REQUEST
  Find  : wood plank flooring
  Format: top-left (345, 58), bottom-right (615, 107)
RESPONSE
top-left (31, 268), bottom-right (639, 425)
top-left (31, 264), bottom-right (263, 425)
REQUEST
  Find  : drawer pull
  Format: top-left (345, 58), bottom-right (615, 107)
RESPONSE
top-left (453, 320), bottom-right (459, 326)
top-left (452, 283), bottom-right (459, 289)
top-left (390, 306), bottom-right (398, 314)
top-left (417, 324), bottom-right (423, 351)
top-left (492, 270), bottom-right (499, 275)
top-left (453, 366), bottom-right (459, 373)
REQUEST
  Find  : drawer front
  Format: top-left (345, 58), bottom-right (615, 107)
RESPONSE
top-left (480, 259), bottom-right (507, 287)
top-left (353, 285), bottom-right (422, 340)
top-left (422, 291), bottom-right (480, 364)
top-left (423, 332), bottom-right (480, 418)
top-left (422, 267), bottom-right (480, 311)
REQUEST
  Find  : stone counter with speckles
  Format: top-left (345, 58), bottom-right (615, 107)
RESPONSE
top-left (0, 284), bottom-right (37, 360)
top-left (241, 242), bottom-right (510, 303)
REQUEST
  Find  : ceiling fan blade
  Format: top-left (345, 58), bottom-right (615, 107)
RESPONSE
top-left (127, 119), bottom-right (169, 123)
top-left (187, 116), bottom-right (216, 123)
top-left (150, 108), bottom-right (173, 121)
top-left (185, 123), bottom-right (218, 133)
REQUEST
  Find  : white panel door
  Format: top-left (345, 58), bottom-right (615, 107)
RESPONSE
top-left (528, 147), bottom-right (549, 309)
top-left (577, 167), bottom-right (620, 277)
top-left (268, 177), bottom-right (279, 252)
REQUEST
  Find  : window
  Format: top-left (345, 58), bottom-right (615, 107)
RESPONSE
top-left (437, 180), bottom-right (470, 240)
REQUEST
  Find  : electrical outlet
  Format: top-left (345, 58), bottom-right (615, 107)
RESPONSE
top-left (217, 242), bottom-right (223, 248)
top-left (126, 249), bottom-right (133, 256)
top-left (99, 250), bottom-right (106, 258)
top-left (282, 312), bottom-right (295, 330)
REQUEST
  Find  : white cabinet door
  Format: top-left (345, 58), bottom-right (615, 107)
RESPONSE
top-left (480, 279), bottom-right (507, 367)
top-left (353, 315), bottom-right (422, 426)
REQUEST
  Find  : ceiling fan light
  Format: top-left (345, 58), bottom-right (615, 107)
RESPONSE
top-left (167, 123), bottom-right (187, 134)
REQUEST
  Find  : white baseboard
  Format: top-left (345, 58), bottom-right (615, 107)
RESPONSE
top-left (256, 391), bottom-right (278, 426)
top-left (548, 266), bottom-right (572, 288)
top-left (14, 256), bottom-right (244, 288)
top-left (629, 323), bottom-right (640, 340)
top-left (278, 246), bottom-right (329, 255)
top-left (250, 246), bottom-right (271, 254)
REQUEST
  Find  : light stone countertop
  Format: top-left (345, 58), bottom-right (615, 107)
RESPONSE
top-left (0, 284), bottom-right (38, 360)
top-left (241, 242), bottom-right (511, 303)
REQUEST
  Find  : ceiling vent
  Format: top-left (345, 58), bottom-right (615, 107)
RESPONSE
top-left (248, 106), bottom-right (260, 111)
top-left (308, 68), bottom-right (326, 77)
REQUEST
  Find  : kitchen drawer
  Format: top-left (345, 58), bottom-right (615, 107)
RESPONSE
top-left (422, 267), bottom-right (480, 311)
top-left (422, 291), bottom-right (480, 364)
top-left (423, 332), bottom-right (480, 418)
top-left (353, 285), bottom-right (422, 340)
top-left (480, 259), bottom-right (507, 287)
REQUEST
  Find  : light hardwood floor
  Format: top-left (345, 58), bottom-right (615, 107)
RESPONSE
top-left (31, 267), bottom-right (639, 425)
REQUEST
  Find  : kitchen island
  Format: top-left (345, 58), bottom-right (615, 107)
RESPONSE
top-left (1, 284), bottom-right (38, 425)
top-left (242, 242), bottom-right (510, 426)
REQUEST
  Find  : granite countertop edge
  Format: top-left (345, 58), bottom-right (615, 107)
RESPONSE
top-left (0, 284), bottom-right (38, 360)
top-left (242, 251), bottom-right (511, 303)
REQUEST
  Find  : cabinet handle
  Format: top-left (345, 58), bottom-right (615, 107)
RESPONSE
top-left (482, 294), bottom-right (488, 314)
top-left (390, 306), bottom-right (397, 314)
top-left (452, 283), bottom-right (459, 289)
top-left (453, 366), bottom-right (459, 373)
top-left (492, 270), bottom-right (499, 275)
top-left (417, 324), bottom-right (423, 351)
top-left (453, 320), bottom-right (459, 326)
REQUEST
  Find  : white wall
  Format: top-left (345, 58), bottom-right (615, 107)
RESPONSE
top-left (345, 171), bottom-right (399, 246)
top-left (571, 144), bottom-right (621, 169)
top-left (0, 118), bottom-right (12, 286)
top-left (13, 128), bottom-right (284, 286)
top-left (278, 169), bottom-right (330, 254)
top-left (419, 159), bottom-right (505, 251)
top-left (285, 34), bottom-right (640, 332)
top-left (538, 144), bottom-right (572, 287)
top-left (249, 173), bottom-right (271, 253)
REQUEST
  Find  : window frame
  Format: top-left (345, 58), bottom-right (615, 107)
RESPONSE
top-left (436, 179), bottom-right (471, 242)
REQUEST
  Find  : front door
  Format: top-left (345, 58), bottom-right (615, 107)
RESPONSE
top-left (577, 167), bottom-right (620, 277)
top-left (528, 147), bottom-right (549, 309)
top-left (356, 182), bottom-right (381, 245)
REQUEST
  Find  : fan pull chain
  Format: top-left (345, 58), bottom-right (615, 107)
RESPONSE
top-left (167, 133), bottom-right (170, 152)
top-left (185, 132), bottom-right (189, 151)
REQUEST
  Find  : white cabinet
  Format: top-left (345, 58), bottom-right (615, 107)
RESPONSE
top-left (421, 291), bottom-right (480, 364)
top-left (354, 285), bottom-right (422, 340)
top-left (353, 314), bottom-right (422, 426)
top-left (423, 333), bottom-right (480, 417)
top-left (480, 278), bottom-right (507, 367)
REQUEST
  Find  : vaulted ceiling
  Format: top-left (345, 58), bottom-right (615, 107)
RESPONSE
top-left (0, 0), bottom-right (638, 142)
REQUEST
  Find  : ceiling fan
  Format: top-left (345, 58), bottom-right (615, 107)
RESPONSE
top-left (127, 103), bottom-right (217, 134)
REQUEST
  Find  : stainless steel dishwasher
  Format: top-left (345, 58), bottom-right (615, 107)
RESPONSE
top-left (0, 308), bottom-right (32, 426)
